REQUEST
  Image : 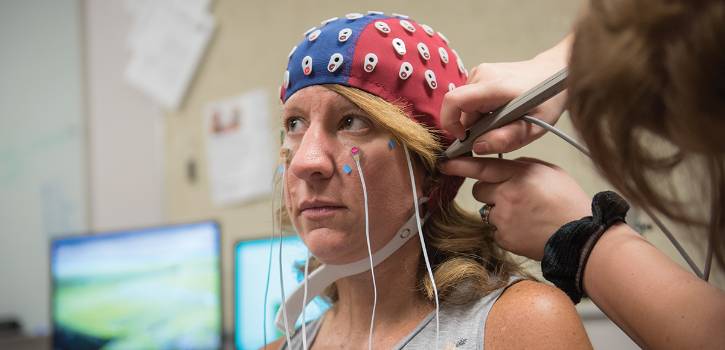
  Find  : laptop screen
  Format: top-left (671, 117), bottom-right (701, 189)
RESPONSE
top-left (50, 221), bottom-right (222, 350)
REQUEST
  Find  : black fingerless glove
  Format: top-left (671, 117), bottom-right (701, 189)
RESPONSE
top-left (541, 191), bottom-right (630, 304)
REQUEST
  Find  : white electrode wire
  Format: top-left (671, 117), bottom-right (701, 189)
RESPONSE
top-left (278, 166), bottom-right (294, 345)
top-left (262, 167), bottom-right (283, 349)
top-left (301, 250), bottom-right (310, 350)
top-left (353, 153), bottom-right (377, 350)
top-left (403, 144), bottom-right (440, 349)
top-left (521, 115), bottom-right (708, 280)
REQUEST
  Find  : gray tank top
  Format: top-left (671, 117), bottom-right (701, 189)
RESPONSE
top-left (282, 276), bottom-right (523, 350)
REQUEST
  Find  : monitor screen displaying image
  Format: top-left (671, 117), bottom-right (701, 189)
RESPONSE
top-left (235, 236), bottom-right (329, 350)
top-left (50, 221), bottom-right (222, 350)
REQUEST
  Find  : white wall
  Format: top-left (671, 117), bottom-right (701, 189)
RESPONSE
top-left (0, 0), bottom-right (166, 335)
top-left (0, 0), bottom-right (87, 335)
top-left (85, 0), bottom-right (165, 232)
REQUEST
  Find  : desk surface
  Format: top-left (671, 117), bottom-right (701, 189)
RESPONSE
top-left (0, 335), bottom-right (50, 350)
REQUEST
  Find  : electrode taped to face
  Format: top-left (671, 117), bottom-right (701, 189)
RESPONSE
top-left (269, 141), bottom-right (439, 350)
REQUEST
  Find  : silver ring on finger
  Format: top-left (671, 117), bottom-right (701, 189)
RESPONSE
top-left (479, 203), bottom-right (496, 230)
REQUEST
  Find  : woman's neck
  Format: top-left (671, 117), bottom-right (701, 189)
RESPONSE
top-left (319, 236), bottom-right (433, 344)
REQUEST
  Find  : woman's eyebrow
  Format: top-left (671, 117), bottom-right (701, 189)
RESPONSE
top-left (282, 106), bottom-right (305, 116)
top-left (337, 105), bottom-right (366, 116)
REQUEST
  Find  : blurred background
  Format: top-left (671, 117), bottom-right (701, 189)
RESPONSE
top-left (1, 0), bottom-right (721, 349)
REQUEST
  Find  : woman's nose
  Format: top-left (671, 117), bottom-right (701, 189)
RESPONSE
top-left (288, 130), bottom-right (335, 182)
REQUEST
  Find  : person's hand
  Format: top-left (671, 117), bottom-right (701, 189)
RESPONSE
top-left (439, 156), bottom-right (591, 260)
top-left (440, 37), bottom-right (571, 155)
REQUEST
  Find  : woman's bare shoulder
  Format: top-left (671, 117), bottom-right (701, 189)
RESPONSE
top-left (259, 337), bottom-right (286, 350)
top-left (484, 280), bottom-right (592, 350)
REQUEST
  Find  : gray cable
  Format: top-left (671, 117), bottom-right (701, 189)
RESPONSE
top-left (521, 115), bottom-right (708, 281)
top-left (521, 115), bottom-right (590, 157)
top-left (642, 208), bottom-right (704, 279)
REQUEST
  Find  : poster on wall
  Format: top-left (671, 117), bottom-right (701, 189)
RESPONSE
top-left (123, 0), bottom-right (215, 109)
top-left (204, 89), bottom-right (275, 206)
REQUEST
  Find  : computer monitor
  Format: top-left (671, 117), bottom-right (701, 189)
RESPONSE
top-left (50, 221), bottom-right (222, 350)
top-left (234, 236), bottom-right (329, 350)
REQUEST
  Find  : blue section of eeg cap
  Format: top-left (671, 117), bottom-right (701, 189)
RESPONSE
top-left (284, 13), bottom-right (386, 101)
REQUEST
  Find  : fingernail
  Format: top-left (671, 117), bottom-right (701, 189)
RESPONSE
top-left (473, 141), bottom-right (490, 154)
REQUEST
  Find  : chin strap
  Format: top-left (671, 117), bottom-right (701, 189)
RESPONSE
top-left (275, 198), bottom-right (429, 333)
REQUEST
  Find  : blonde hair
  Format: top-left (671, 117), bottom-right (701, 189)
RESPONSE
top-left (281, 84), bottom-right (526, 305)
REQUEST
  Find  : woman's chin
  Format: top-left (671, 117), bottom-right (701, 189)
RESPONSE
top-left (302, 227), bottom-right (366, 265)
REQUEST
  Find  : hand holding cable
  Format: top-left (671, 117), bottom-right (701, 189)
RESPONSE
top-left (440, 37), bottom-right (571, 155)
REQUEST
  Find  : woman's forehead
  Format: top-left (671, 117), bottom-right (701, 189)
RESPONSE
top-left (283, 86), bottom-right (361, 115)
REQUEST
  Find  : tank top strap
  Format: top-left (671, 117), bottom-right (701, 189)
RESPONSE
top-left (396, 275), bottom-right (524, 350)
top-left (280, 316), bottom-right (325, 350)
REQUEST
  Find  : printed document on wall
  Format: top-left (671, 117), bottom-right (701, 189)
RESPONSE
top-left (124, 1), bottom-right (214, 109)
top-left (205, 89), bottom-right (275, 206)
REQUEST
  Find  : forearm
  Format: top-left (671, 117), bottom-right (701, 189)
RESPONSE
top-left (529, 34), bottom-right (573, 124)
top-left (532, 34), bottom-right (573, 70)
top-left (583, 223), bottom-right (725, 349)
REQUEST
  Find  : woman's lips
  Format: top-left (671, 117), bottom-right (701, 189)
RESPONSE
top-left (300, 205), bottom-right (345, 220)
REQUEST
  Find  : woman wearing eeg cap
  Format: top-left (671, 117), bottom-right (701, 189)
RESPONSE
top-left (266, 12), bottom-right (592, 349)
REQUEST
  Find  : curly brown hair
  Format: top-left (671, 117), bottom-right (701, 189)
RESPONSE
top-left (567, 0), bottom-right (725, 269)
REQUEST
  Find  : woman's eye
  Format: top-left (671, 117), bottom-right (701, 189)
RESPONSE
top-left (285, 117), bottom-right (306, 134)
top-left (341, 115), bottom-right (370, 131)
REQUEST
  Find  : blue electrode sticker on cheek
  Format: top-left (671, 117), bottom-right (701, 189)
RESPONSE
top-left (342, 164), bottom-right (352, 174)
